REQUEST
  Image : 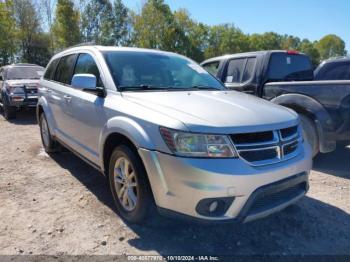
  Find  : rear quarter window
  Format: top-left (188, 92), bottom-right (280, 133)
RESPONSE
top-left (53, 54), bottom-right (77, 85)
top-left (44, 59), bottom-right (60, 80)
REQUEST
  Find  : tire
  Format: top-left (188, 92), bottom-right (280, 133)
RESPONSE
top-left (3, 102), bottom-right (16, 120)
top-left (109, 145), bottom-right (154, 224)
top-left (299, 114), bottom-right (319, 157)
top-left (39, 113), bottom-right (59, 153)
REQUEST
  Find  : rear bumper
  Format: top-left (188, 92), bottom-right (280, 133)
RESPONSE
top-left (138, 143), bottom-right (312, 223)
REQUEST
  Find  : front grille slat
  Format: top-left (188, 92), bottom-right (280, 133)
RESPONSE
top-left (231, 125), bottom-right (300, 166)
top-left (231, 131), bottom-right (274, 144)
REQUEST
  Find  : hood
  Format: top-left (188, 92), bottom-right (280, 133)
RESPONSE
top-left (6, 79), bottom-right (39, 88)
top-left (122, 90), bottom-right (299, 133)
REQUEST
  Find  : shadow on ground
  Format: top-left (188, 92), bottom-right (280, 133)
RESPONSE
top-left (51, 149), bottom-right (350, 255)
top-left (0, 108), bottom-right (37, 125)
top-left (313, 144), bottom-right (350, 179)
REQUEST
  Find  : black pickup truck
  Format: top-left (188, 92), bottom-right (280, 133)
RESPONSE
top-left (201, 50), bottom-right (350, 156)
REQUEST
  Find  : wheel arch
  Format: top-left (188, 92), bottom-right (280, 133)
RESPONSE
top-left (99, 116), bottom-right (155, 174)
top-left (271, 93), bottom-right (336, 153)
top-left (36, 96), bottom-right (56, 137)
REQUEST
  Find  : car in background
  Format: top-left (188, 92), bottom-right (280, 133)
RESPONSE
top-left (201, 50), bottom-right (350, 156)
top-left (314, 56), bottom-right (350, 80)
top-left (37, 45), bottom-right (311, 224)
top-left (0, 63), bottom-right (45, 120)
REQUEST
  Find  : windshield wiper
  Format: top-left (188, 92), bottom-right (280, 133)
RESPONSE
top-left (118, 85), bottom-right (163, 91)
top-left (190, 85), bottom-right (222, 90)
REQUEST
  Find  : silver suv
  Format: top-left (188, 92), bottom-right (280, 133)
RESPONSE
top-left (37, 46), bottom-right (312, 224)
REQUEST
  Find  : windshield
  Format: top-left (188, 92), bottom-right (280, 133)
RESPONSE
top-left (103, 51), bottom-right (225, 91)
top-left (7, 66), bottom-right (44, 80)
top-left (267, 53), bottom-right (314, 81)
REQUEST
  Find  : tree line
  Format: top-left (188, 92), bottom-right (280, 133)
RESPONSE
top-left (0, 0), bottom-right (347, 67)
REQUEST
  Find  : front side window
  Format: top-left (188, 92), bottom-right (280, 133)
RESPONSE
top-left (6, 66), bottom-right (45, 80)
top-left (54, 54), bottom-right (77, 85)
top-left (103, 51), bottom-right (224, 91)
top-left (225, 58), bottom-right (246, 84)
top-left (73, 53), bottom-right (103, 87)
top-left (202, 61), bottom-right (220, 76)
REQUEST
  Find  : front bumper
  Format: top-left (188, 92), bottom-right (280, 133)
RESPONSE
top-left (8, 95), bottom-right (38, 107)
top-left (138, 143), bottom-right (312, 223)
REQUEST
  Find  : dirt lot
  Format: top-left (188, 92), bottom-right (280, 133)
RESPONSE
top-left (0, 110), bottom-right (349, 256)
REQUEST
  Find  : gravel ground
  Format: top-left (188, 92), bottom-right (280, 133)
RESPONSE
top-left (0, 110), bottom-right (349, 256)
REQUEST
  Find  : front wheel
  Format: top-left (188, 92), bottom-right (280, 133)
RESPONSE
top-left (109, 145), bottom-right (154, 224)
top-left (3, 102), bottom-right (16, 120)
top-left (299, 114), bottom-right (319, 157)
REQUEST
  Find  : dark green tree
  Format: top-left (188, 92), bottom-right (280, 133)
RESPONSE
top-left (131, 0), bottom-right (179, 50)
top-left (52, 0), bottom-right (81, 50)
top-left (82, 0), bottom-right (115, 45)
top-left (316, 34), bottom-right (347, 60)
top-left (205, 24), bottom-right (249, 59)
top-left (113, 0), bottom-right (130, 45)
top-left (298, 39), bottom-right (320, 67)
top-left (0, 0), bottom-right (17, 65)
top-left (13, 0), bottom-right (41, 63)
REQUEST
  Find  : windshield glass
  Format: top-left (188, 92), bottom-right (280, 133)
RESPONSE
top-left (7, 66), bottom-right (44, 80)
top-left (267, 53), bottom-right (313, 81)
top-left (103, 51), bottom-right (225, 91)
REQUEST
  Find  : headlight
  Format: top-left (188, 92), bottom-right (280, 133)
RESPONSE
top-left (5, 84), bottom-right (25, 95)
top-left (160, 127), bottom-right (238, 158)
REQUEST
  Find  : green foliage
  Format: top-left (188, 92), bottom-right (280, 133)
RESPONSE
top-left (113, 0), bottom-right (130, 46)
top-left (52, 0), bottom-right (81, 49)
top-left (0, 0), bottom-right (17, 65)
top-left (205, 24), bottom-right (249, 59)
top-left (0, 0), bottom-right (348, 67)
top-left (81, 0), bottom-right (115, 45)
top-left (316, 34), bottom-right (347, 60)
top-left (13, 0), bottom-right (51, 64)
top-left (132, 0), bottom-right (178, 50)
top-left (299, 39), bottom-right (320, 67)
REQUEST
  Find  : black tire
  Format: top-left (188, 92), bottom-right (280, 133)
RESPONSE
top-left (109, 145), bottom-right (154, 224)
top-left (39, 113), bottom-right (59, 153)
top-left (3, 102), bottom-right (16, 120)
top-left (299, 114), bottom-right (319, 157)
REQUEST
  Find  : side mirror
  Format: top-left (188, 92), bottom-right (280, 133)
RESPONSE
top-left (71, 74), bottom-right (105, 97)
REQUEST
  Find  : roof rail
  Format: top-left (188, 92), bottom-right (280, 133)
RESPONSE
top-left (69, 42), bottom-right (97, 48)
top-left (10, 63), bottom-right (40, 67)
top-left (54, 42), bottom-right (100, 54)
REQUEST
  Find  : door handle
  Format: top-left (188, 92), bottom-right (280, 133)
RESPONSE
top-left (63, 95), bottom-right (72, 102)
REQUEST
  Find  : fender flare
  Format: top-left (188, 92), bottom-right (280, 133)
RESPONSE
top-left (98, 116), bottom-right (155, 169)
top-left (271, 93), bottom-right (336, 153)
top-left (36, 96), bottom-right (57, 137)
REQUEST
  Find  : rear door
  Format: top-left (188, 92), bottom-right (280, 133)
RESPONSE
top-left (222, 57), bottom-right (258, 94)
top-left (49, 54), bottom-right (78, 143)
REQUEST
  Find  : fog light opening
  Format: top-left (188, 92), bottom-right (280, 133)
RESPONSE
top-left (196, 197), bottom-right (234, 217)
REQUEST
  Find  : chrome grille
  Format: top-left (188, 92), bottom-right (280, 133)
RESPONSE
top-left (231, 125), bottom-right (301, 166)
